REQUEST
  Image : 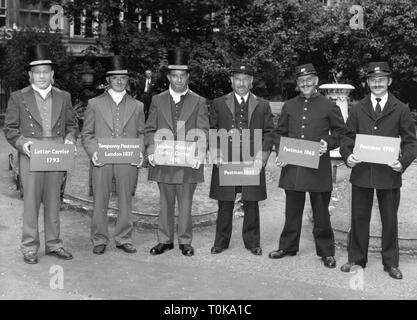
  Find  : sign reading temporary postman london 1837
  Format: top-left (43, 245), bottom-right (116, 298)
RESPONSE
top-left (97, 138), bottom-right (142, 164)
top-left (219, 162), bottom-right (260, 186)
top-left (30, 143), bottom-right (75, 171)
top-left (353, 134), bottom-right (400, 165)
top-left (276, 137), bottom-right (321, 169)
top-left (154, 140), bottom-right (197, 167)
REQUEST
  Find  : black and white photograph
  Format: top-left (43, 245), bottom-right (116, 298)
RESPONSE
top-left (0, 0), bottom-right (417, 311)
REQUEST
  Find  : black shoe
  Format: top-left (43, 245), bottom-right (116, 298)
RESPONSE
top-left (179, 244), bottom-right (194, 256)
top-left (384, 266), bottom-right (403, 280)
top-left (116, 243), bottom-right (137, 254)
top-left (340, 261), bottom-right (364, 272)
top-left (268, 249), bottom-right (296, 259)
top-left (46, 248), bottom-right (73, 260)
top-left (23, 251), bottom-right (38, 264)
top-left (150, 243), bottom-right (174, 255)
top-left (211, 246), bottom-right (226, 254)
top-left (322, 256), bottom-right (336, 268)
top-left (93, 244), bottom-right (106, 255)
top-left (247, 247), bottom-right (262, 256)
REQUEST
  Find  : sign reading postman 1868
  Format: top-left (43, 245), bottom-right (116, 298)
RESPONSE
top-left (97, 138), bottom-right (142, 164)
top-left (154, 140), bottom-right (197, 167)
top-left (219, 162), bottom-right (260, 186)
top-left (30, 143), bottom-right (75, 171)
top-left (353, 134), bottom-right (400, 165)
top-left (276, 137), bottom-right (321, 169)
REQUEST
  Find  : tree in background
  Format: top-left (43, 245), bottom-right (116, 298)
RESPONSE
top-left (4, 0), bottom-right (417, 103)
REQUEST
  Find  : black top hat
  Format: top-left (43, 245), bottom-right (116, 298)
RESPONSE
top-left (230, 62), bottom-right (254, 76)
top-left (295, 63), bottom-right (317, 77)
top-left (25, 44), bottom-right (56, 71)
top-left (167, 48), bottom-right (190, 71)
top-left (106, 55), bottom-right (130, 76)
top-left (367, 61), bottom-right (391, 77)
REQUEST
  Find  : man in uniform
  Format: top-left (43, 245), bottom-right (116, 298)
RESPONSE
top-left (269, 63), bottom-right (349, 268)
top-left (4, 44), bottom-right (78, 264)
top-left (145, 48), bottom-right (209, 256)
top-left (82, 55), bottom-right (145, 255)
top-left (209, 62), bottom-right (274, 256)
top-left (340, 62), bottom-right (417, 279)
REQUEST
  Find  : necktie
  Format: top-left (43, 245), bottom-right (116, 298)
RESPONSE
top-left (240, 97), bottom-right (245, 106)
top-left (375, 98), bottom-right (382, 117)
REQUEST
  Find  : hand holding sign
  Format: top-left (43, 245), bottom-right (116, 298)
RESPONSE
top-left (319, 139), bottom-right (328, 155)
top-left (191, 159), bottom-right (202, 170)
top-left (23, 141), bottom-right (34, 158)
top-left (347, 153), bottom-right (361, 168)
top-left (131, 151), bottom-right (144, 167)
top-left (275, 157), bottom-right (287, 168)
top-left (92, 151), bottom-right (104, 167)
top-left (148, 154), bottom-right (155, 167)
top-left (389, 160), bottom-right (403, 172)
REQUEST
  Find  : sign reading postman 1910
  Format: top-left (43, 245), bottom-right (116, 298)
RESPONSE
top-left (276, 137), bottom-right (321, 169)
top-left (30, 143), bottom-right (75, 171)
top-left (154, 140), bottom-right (197, 167)
top-left (97, 138), bottom-right (142, 164)
top-left (353, 134), bottom-right (400, 165)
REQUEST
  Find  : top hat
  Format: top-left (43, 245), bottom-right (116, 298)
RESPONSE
top-left (25, 44), bottom-right (56, 71)
top-left (167, 48), bottom-right (190, 71)
top-left (230, 62), bottom-right (254, 76)
top-left (367, 61), bottom-right (391, 77)
top-left (295, 63), bottom-right (317, 77)
top-left (106, 55), bottom-right (130, 76)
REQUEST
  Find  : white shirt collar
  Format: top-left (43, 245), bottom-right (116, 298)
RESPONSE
top-left (235, 92), bottom-right (250, 103)
top-left (169, 86), bottom-right (188, 104)
top-left (108, 88), bottom-right (126, 105)
top-left (32, 84), bottom-right (52, 99)
top-left (371, 93), bottom-right (388, 110)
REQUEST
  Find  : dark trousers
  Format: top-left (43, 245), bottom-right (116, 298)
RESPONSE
top-left (348, 185), bottom-right (400, 268)
top-left (157, 183), bottom-right (197, 245)
top-left (214, 195), bottom-right (260, 249)
top-left (279, 190), bottom-right (335, 257)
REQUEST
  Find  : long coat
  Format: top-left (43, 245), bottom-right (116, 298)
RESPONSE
top-left (4, 85), bottom-right (78, 152)
top-left (274, 93), bottom-right (348, 192)
top-left (144, 90), bottom-right (209, 184)
top-left (209, 92), bottom-right (274, 201)
top-left (81, 91), bottom-right (145, 158)
top-left (340, 93), bottom-right (417, 189)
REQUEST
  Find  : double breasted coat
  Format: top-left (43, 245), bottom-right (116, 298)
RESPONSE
top-left (274, 92), bottom-right (349, 192)
top-left (340, 93), bottom-right (417, 189)
top-left (209, 92), bottom-right (274, 201)
top-left (145, 90), bottom-right (209, 184)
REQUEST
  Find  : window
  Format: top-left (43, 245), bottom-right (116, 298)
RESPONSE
top-left (0, 0), bottom-right (6, 27)
top-left (18, 0), bottom-right (51, 28)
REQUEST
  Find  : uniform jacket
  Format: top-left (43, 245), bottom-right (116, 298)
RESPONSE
top-left (340, 93), bottom-right (417, 189)
top-left (81, 91), bottom-right (145, 158)
top-left (144, 89), bottom-right (209, 184)
top-left (209, 92), bottom-right (274, 201)
top-left (3, 85), bottom-right (78, 154)
top-left (274, 92), bottom-right (348, 192)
